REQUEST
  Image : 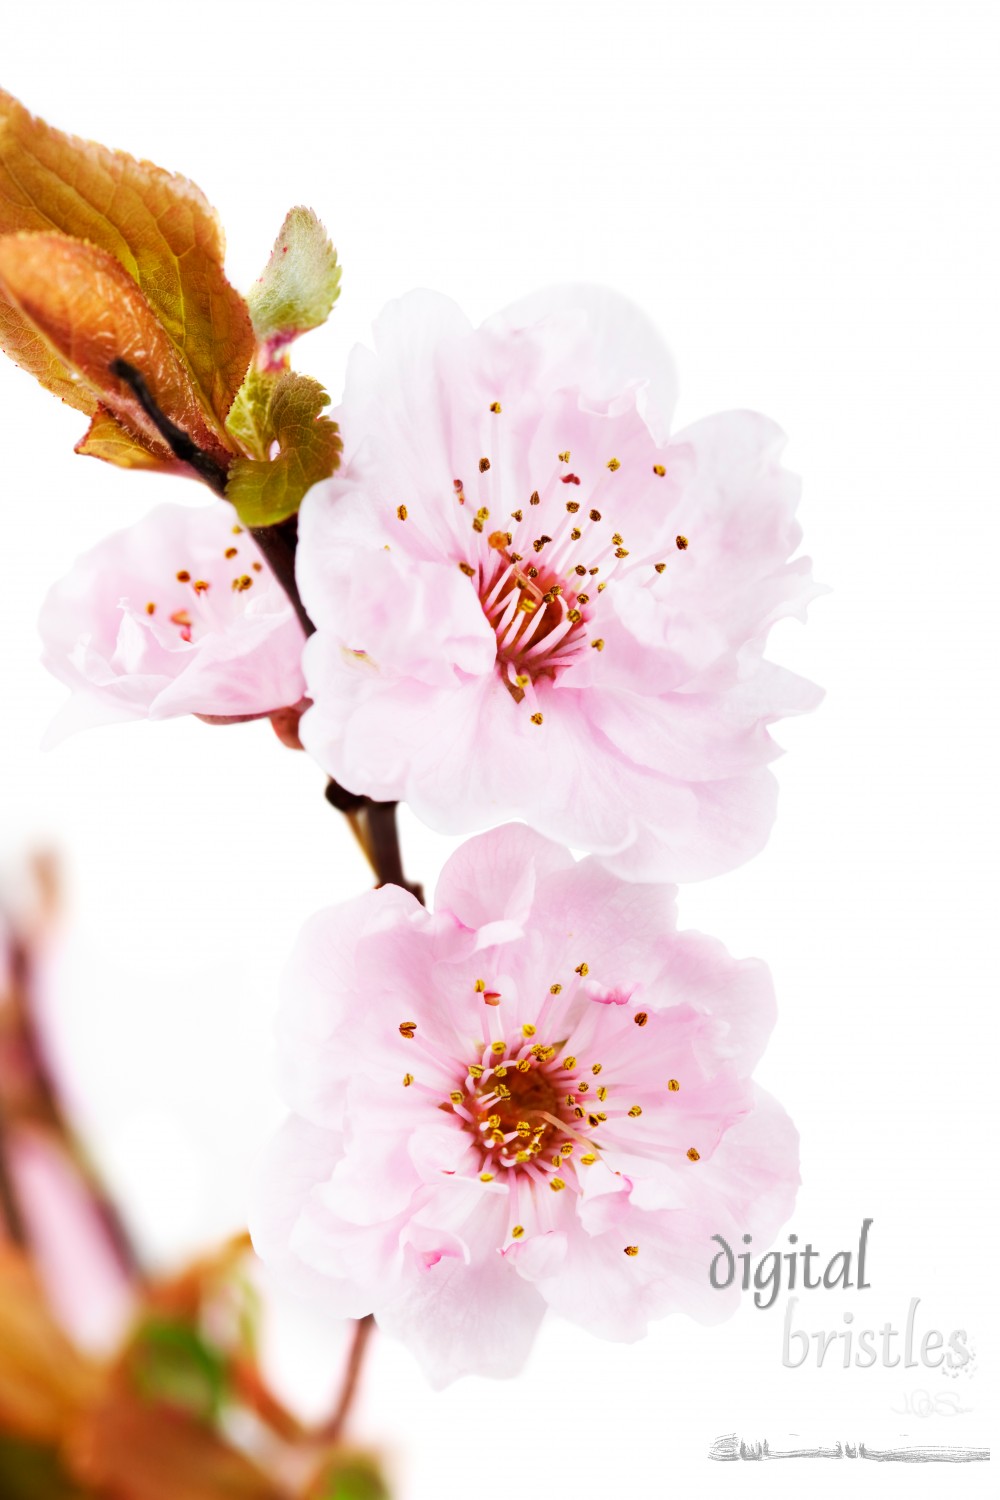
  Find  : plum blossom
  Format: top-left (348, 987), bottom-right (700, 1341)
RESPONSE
top-left (251, 824), bottom-right (799, 1386)
top-left (38, 502), bottom-right (306, 737)
top-left (296, 287), bottom-right (822, 882)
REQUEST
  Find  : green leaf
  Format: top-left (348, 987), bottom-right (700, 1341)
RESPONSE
top-left (225, 371), bottom-right (341, 526)
top-left (225, 365), bottom-right (279, 462)
top-left (248, 207), bottom-right (341, 364)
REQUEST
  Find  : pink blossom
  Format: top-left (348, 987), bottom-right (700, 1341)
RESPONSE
top-left (296, 287), bottom-right (822, 882)
top-left (39, 502), bottom-right (306, 738)
top-left (251, 824), bottom-right (799, 1386)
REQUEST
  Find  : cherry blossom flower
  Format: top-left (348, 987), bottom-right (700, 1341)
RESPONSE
top-left (251, 824), bottom-right (799, 1386)
top-left (296, 287), bottom-right (822, 881)
top-left (38, 502), bottom-right (306, 738)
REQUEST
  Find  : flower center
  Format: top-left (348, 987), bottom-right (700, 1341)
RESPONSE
top-left (447, 1039), bottom-right (588, 1175)
top-left (478, 548), bottom-right (590, 703)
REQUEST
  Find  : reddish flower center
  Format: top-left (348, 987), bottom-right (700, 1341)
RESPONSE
top-left (478, 549), bottom-right (590, 703)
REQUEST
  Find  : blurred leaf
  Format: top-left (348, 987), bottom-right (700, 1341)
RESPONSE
top-left (0, 1248), bottom-right (101, 1445)
top-left (307, 1453), bottom-right (391, 1500)
top-left (0, 232), bottom-right (232, 471)
top-left (226, 372), bottom-right (341, 526)
top-left (0, 1437), bottom-right (90, 1499)
top-left (248, 207), bottom-right (341, 364)
top-left (0, 89), bottom-right (254, 437)
top-left (71, 1387), bottom-right (283, 1500)
top-left (129, 1318), bottom-right (229, 1422)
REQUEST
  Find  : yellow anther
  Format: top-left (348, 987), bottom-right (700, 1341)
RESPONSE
top-left (494, 1064), bottom-right (507, 1078)
top-left (396, 504), bottom-right (408, 520)
top-left (591, 638), bottom-right (605, 651)
top-left (597, 1086), bottom-right (608, 1101)
top-left (516, 1150), bottom-right (529, 1162)
top-left (668, 1078), bottom-right (680, 1091)
top-left (530, 712), bottom-right (544, 725)
top-left (580, 1153), bottom-right (597, 1166)
top-left (575, 962), bottom-right (589, 977)
top-left (628, 1104), bottom-right (642, 1118)
top-left (512, 1225), bottom-right (525, 1239)
top-left (479, 457), bottom-right (491, 472)
top-left (634, 1011), bottom-right (648, 1027)
top-left (399, 1021), bottom-right (417, 1039)
top-left (676, 534), bottom-right (689, 550)
top-left (563, 1056), bottom-right (576, 1070)
top-left (487, 1114), bottom-right (501, 1128)
top-left (474, 979), bottom-right (486, 991)
top-left (654, 562), bottom-right (666, 574)
top-left (592, 1063), bottom-right (603, 1075)
top-left (558, 450), bottom-right (570, 462)
top-left (550, 984), bottom-right (562, 995)
top-left (653, 464), bottom-right (666, 477)
top-left (516, 1120), bottom-right (531, 1137)
top-left (607, 457), bottom-right (621, 471)
top-left (449, 1090), bottom-right (464, 1104)
top-left (517, 1058), bottom-right (531, 1073)
top-left (578, 1081), bottom-right (589, 1093)
top-left (480, 1172), bottom-right (495, 1182)
top-left (403, 1073), bottom-right (414, 1087)
top-left (491, 1042), bottom-right (506, 1055)
top-left (490, 401), bottom-right (502, 413)
top-left (624, 1245), bottom-right (639, 1256)
top-left (550, 1177), bottom-right (566, 1192)
top-left (687, 1147), bottom-right (701, 1161)
top-left (459, 561), bottom-right (475, 576)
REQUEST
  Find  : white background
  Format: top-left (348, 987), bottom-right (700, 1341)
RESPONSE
top-left (1, 2), bottom-right (997, 1495)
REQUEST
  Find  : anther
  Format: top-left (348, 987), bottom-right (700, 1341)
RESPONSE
top-left (399, 1021), bottom-right (417, 1039)
top-left (479, 457), bottom-right (491, 472)
top-left (686, 1147), bottom-right (701, 1161)
top-left (530, 712), bottom-right (544, 725)
top-left (676, 535), bottom-right (689, 550)
top-left (634, 1011), bottom-right (648, 1027)
top-left (624, 1245), bottom-right (639, 1256)
top-left (628, 1105), bottom-right (642, 1118)
top-left (512, 1225), bottom-right (525, 1239)
top-left (667, 1079), bottom-right (680, 1091)
top-left (402, 1073), bottom-right (414, 1086)
top-left (550, 1178), bottom-right (566, 1192)
top-left (490, 401), bottom-right (502, 413)
top-left (396, 504), bottom-right (407, 520)
top-left (176, 570), bottom-right (190, 582)
top-left (607, 457), bottom-right (621, 471)
top-left (653, 464), bottom-right (666, 477)
top-left (591, 639), bottom-right (605, 651)
top-left (575, 962), bottom-right (589, 977)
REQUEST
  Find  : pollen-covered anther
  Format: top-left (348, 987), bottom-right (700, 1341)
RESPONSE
top-left (450, 1090), bottom-right (464, 1104)
top-left (176, 570), bottom-right (191, 582)
top-left (581, 1153), bottom-right (597, 1166)
top-left (591, 638), bottom-right (605, 651)
top-left (396, 504), bottom-right (408, 521)
top-left (459, 561), bottom-right (475, 577)
top-left (232, 575), bottom-right (253, 592)
top-left (654, 562), bottom-right (666, 574)
top-left (550, 1177), bottom-right (566, 1192)
top-left (558, 450), bottom-right (570, 463)
top-left (687, 1147), bottom-right (701, 1162)
top-left (606, 457), bottom-right (621, 471)
top-left (634, 1011), bottom-right (648, 1027)
top-left (402, 1073), bottom-right (414, 1087)
top-left (628, 1105), bottom-right (642, 1118)
top-left (653, 463), bottom-right (666, 477)
top-left (491, 1041), bottom-right (506, 1056)
top-left (667, 1078), bottom-right (680, 1091)
top-left (530, 712), bottom-right (544, 725)
top-left (624, 1245), bottom-right (639, 1256)
top-left (575, 962), bottom-right (589, 977)
top-left (511, 1225), bottom-right (525, 1239)
top-left (145, 602), bottom-right (156, 615)
top-left (224, 546), bottom-right (238, 559)
top-left (399, 1021), bottom-right (417, 1039)
top-left (676, 534), bottom-right (689, 550)
top-left (522, 1023), bottom-right (537, 1037)
top-left (480, 1172), bottom-right (494, 1182)
top-left (479, 457), bottom-right (491, 472)
top-left (490, 401), bottom-right (502, 413)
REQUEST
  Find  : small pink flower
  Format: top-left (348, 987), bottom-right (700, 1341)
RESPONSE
top-left (39, 502), bottom-right (306, 737)
top-left (251, 824), bottom-right (798, 1386)
top-left (297, 287), bottom-right (822, 881)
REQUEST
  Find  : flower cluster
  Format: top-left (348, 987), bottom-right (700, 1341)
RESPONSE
top-left (5, 92), bottom-right (819, 1392)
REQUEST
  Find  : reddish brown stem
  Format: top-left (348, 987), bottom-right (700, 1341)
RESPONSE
top-left (324, 1313), bottom-right (376, 1444)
